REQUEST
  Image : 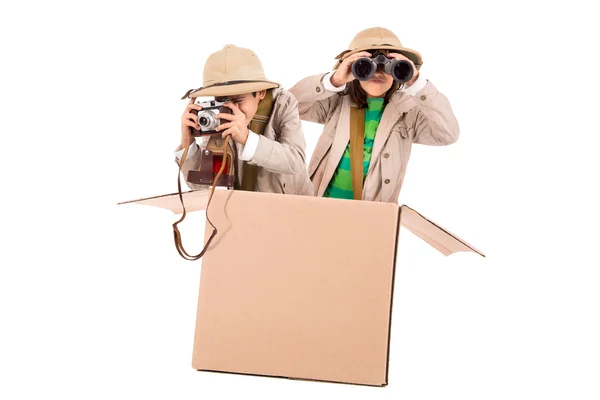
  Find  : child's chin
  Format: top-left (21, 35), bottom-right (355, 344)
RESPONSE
top-left (363, 83), bottom-right (390, 97)
top-left (366, 89), bottom-right (387, 98)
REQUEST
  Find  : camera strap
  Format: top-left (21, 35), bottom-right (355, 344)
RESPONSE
top-left (240, 89), bottom-right (274, 191)
top-left (172, 135), bottom-right (232, 261)
top-left (172, 89), bottom-right (274, 261)
top-left (349, 104), bottom-right (365, 200)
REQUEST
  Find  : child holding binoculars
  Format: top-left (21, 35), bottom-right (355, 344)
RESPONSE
top-left (289, 27), bottom-right (459, 202)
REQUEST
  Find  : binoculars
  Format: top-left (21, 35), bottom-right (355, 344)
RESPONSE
top-left (351, 53), bottom-right (414, 83)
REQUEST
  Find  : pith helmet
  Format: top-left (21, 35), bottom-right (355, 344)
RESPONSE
top-left (333, 27), bottom-right (422, 70)
top-left (182, 45), bottom-right (279, 98)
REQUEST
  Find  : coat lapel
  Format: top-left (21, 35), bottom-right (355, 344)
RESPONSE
top-left (318, 99), bottom-right (350, 196)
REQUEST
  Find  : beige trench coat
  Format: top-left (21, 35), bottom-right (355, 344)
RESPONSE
top-left (289, 74), bottom-right (460, 203)
top-left (178, 87), bottom-right (314, 196)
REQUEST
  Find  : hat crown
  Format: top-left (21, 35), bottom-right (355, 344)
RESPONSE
top-left (203, 45), bottom-right (267, 86)
top-left (349, 27), bottom-right (403, 51)
top-left (331, 27), bottom-right (422, 72)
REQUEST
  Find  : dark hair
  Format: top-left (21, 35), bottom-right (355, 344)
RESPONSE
top-left (343, 80), bottom-right (399, 109)
top-left (340, 49), bottom-right (400, 109)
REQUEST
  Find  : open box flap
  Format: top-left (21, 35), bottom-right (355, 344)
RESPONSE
top-left (400, 205), bottom-right (485, 257)
top-left (117, 192), bottom-right (484, 258)
top-left (117, 189), bottom-right (213, 213)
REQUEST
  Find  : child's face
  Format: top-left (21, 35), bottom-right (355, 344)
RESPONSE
top-left (228, 90), bottom-right (266, 125)
top-left (358, 50), bottom-right (394, 98)
top-left (359, 72), bottom-right (394, 98)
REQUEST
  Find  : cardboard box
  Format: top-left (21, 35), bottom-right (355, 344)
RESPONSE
top-left (121, 189), bottom-right (484, 386)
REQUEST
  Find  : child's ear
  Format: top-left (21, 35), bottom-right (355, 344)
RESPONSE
top-left (257, 90), bottom-right (266, 100)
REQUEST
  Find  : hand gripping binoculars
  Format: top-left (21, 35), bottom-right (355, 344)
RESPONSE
top-left (351, 52), bottom-right (414, 83)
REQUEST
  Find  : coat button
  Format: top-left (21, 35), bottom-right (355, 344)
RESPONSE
top-left (384, 179), bottom-right (391, 184)
top-left (420, 95), bottom-right (427, 101)
top-left (383, 153), bottom-right (390, 158)
top-left (316, 86), bottom-right (321, 92)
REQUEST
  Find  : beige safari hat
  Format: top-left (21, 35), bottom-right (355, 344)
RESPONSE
top-left (182, 45), bottom-right (280, 99)
top-left (333, 27), bottom-right (423, 71)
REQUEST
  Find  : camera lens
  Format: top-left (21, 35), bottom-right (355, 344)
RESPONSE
top-left (197, 111), bottom-right (218, 130)
top-left (352, 58), bottom-right (376, 81)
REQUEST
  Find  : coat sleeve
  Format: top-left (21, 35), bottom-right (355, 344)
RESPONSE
top-left (247, 94), bottom-right (307, 175)
top-left (408, 80), bottom-right (460, 146)
top-left (288, 73), bottom-right (341, 125)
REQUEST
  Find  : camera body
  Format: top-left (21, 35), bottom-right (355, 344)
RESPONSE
top-left (191, 98), bottom-right (233, 136)
top-left (351, 53), bottom-right (414, 84)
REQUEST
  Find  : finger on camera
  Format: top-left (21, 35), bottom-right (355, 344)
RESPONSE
top-left (185, 97), bottom-right (202, 110)
top-left (216, 122), bottom-right (234, 132)
top-left (216, 113), bottom-right (236, 121)
top-left (183, 120), bottom-right (199, 129)
top-left (224, 103), bottom-right (243, 115)
top-left (184, 113), bottom-right (199, 123)
top-left (224, 101), bottom-right (239, 108)
top-left (186, 103), bottom-right (202, 112)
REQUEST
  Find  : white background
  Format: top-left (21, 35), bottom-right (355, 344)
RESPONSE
top-left (1, 1), bottom-right (599, 399)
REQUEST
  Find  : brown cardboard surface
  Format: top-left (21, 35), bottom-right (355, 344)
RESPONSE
top-left (193, 190), bottom-right (399, 386)
top-left (119, 189), bottom-right (484, 386)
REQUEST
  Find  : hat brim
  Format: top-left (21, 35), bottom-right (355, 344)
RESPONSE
top-left (188, 80), bottom-right (280, 98)
top-left (334, 45), bottom-right (423, 70)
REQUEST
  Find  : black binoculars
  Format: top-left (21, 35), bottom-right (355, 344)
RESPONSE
top-left (351, 53), bottom-right (414, 83)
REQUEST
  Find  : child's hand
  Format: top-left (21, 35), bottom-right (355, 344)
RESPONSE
top-left (180, 97), bottom-right (202, 150)
top-left (330, 51), bottom-right (372, 87)
top-left (388, 53), bottom-right (419, 87)
top-left (216, 102), bottom-right (249, 145)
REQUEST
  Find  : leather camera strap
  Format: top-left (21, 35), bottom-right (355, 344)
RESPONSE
top-left (172, 135), bottom-right (231, 261)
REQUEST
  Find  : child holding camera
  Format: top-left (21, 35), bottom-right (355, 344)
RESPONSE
top-left (289, 27), bottom-right (459, 202)
top-left (175, 45), bottom-right (313, 196)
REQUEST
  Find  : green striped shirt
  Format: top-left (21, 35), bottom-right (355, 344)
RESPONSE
top-left (324, 98), bottom-right (385, 199)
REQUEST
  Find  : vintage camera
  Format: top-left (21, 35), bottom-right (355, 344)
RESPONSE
top-left (351, 52), bottom-right (414, 83)
top-left (191, 98), bottom-right (233, 136)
